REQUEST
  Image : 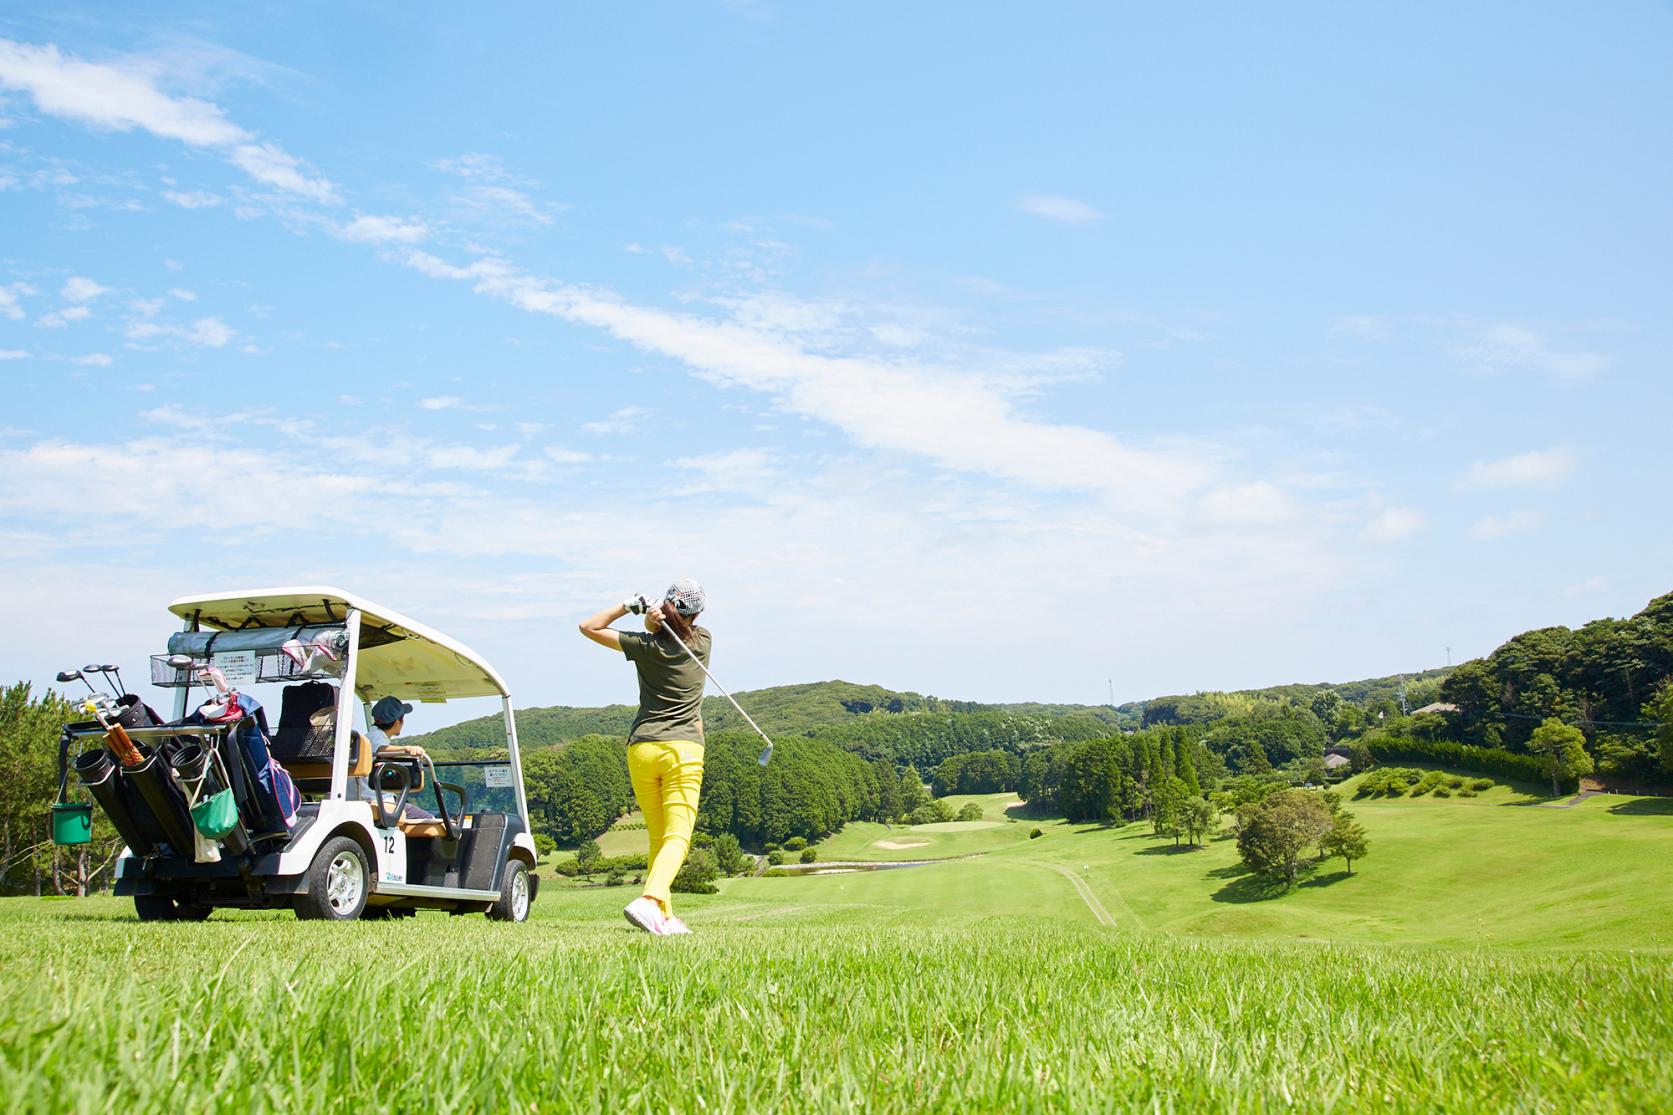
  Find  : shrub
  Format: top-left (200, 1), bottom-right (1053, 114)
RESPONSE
top-left (767, 851), bottom-right (784, 866)
top-left (762, 868), bottom-right (789, 878)
top-left (908, 800), bottom-right (956, 825)
top-left (553, 860), bottom-right (579, 877)
top-left (672, 848), bottom-right (720, 895)
top-left (1471, 778), bottom-right (1494, 791)
top-left (1357, 767), bottom-right (1424, 797)
top-left (1029, 828), bottom-right (1043, 839)
top-left (784, 837), bottom-right (808, 851)
top-left (605, 871), bottom-right (625, 886)
top-left (532, 833), bottom-right (557, 858)
top-left (799, 848), bottom-right (818, 864)
top-left (1432, 786), bottom-right (1451, 798)
top-left (1457, 788), bottom-right (1477, 798)
top-left (763, 842), bottom-right (780, 853)
top-left (1363, 736), bottom-right (1547, 786)
top-left (955, 802), bottom-right (984, 822)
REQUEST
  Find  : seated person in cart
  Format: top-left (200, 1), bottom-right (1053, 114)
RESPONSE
top-left (363, 696), bottom-right (433, 820)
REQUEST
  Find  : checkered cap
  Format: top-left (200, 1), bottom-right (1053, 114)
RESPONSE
top-left (664, 578), bottom-right (706, 616)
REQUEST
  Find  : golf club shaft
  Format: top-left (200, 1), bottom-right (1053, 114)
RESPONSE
top-left (655, 619), bottom-right (776, 765)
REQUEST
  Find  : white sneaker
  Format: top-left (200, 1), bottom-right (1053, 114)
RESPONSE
top-left (663, 915), bottom-right (692, 935)
top-left (623, 896), bottom-right (668, 935)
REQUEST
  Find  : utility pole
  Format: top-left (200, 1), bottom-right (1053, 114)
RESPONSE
top-left (1107, 678), bottom-right (1115, 707)
top-left (1446, 645), bottom-right (1452, 667)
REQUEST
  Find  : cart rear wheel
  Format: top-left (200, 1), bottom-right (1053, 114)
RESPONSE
top-left (488, 858), bottom-right (530, 922)
top-left (295, 836), bottom-right (369, 921)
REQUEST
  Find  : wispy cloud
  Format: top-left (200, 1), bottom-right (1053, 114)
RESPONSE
top-left (71, 352), bottom-right (112, 366)
top-left (418, 396), bottom-right (462, 411)
top-left (0, 349), bottom-right (29, 360)
top-left (161, 188), bottom-right (222, 209)
top-left (338, 213), bottom-right (429, 244)
top-left (1457, 447), bottom-right (1575, 490)
top-left (1469, 510), bottom-right (1543, 541)
top-left (1014, 194), bottom-right (1104, 223)
top-left (1360, 507), bottom-right (1426, 542)
top-left (1452, 322), bottom-right (1608, 382)
top-left (582, 406), bottom-right (645, 435)
top-left (124, 315), bottom-right (236, 348)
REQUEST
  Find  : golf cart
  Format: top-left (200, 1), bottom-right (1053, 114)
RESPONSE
top-left (66, 587), bottom-right (538, 922)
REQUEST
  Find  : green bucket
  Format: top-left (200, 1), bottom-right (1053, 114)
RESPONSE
top-left (51, 802), bottom-right (93, 846)
top-left (191, 789), bottom-right (239, 840)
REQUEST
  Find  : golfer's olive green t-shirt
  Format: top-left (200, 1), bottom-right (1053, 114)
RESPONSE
top-left (619, 626), bottom-right (711, 743)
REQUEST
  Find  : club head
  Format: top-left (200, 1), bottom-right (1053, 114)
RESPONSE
top-left (100, 664), bottom-right (120, 673)
top-left (166, 653), bottom-right (195, 669)
top-left (56, 670), bottom-right (82, 683)
top-left (757, 743), bottom-right (774, 767)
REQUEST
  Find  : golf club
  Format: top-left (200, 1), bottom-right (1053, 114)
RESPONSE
top-left (56, 668), bottom-right (98, 697)
top-left (635, 596), bottom-right (777, 766)
top-left (84, 663), bottom-right (123, 695)
top-left (103, 663), bottom-right (127, 694)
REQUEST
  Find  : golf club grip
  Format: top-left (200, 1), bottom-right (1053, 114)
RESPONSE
top-left (107, 724), bottom-right (144, 767)
top-left (659, 623), bottom-right (777, 755)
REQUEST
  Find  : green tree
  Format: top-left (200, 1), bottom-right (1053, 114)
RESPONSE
top-left (1644, 681), bottom-right (1673, 773)
top-left (1151, 775), bottom-right (1186, 845)
top-left (1181, 797), bottom-right (1216, 847)
top-left (1320, 813), bottom-right (1369, 875)
top-left (711, 832), bottom-right (750, 876)
top-left (955, 801), bottom-right (984, 822)
top-left (672, 847), bottom-right (720, 894)
top-left (898, 766), bottom-right (931, 813)
top-left (799, 847), bottom-right (817, 864)
top-left (1528, 718), bottom-right (1593, 796)
top-left (574, 839), bottom-right (603, 877)
top-left (1235, 789), bottom-right (1335, 888)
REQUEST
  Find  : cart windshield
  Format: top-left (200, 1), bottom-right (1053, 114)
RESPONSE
top-left (433, 759), bottom-right (519, 816)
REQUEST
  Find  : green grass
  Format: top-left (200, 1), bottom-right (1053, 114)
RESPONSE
top-left (7, 778), bottom-right (1672, 1111)
top-left (2, 895), bottom-right (1669, 1112)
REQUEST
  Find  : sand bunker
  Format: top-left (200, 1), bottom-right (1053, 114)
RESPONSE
top-left (874, 838), bottom-right (932, 849)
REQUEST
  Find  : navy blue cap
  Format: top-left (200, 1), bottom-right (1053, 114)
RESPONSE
top-left (372, 696), bottom-right (413, 726)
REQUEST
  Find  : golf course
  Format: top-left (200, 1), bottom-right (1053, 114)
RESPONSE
top-left (6, 773), bottom-right (1670, 1112)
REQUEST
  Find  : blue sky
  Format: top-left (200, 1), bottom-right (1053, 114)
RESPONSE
top-left (1, 2), bottom-right (1669, 726)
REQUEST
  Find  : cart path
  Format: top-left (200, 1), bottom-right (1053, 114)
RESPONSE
top-left (1032, 861), bottom-right (1117, 928)
top-left (1541, 789), bottom-right (1604, 809)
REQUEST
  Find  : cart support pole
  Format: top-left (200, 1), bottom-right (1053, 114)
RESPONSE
top-left (502, 696), bottom-right (529, 827)
top-left (329, 609), bottom-right (363, 801)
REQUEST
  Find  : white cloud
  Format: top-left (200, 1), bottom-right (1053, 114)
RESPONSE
top-left (582, 406), bottom-right (645, 435)
top-left (1196, 482), bottom-right (1299, 527)
top-left (545, 447), bottom-right (593, 465)
top-left (418, 396), bottom-right (463, 411)
top-left (1014, 194), bottom-right (1105, 223)
top-left (0, 349), bottom-right (28, 360)
top-left (1469, 511), bottom-right (1543, 541)
top-left (1457, 447), bottom-right (1576, 490)
top-left (1564, 575), bottom-right (1608, 597)
top-left (1453, 323), bottom-right (1608, 382)
top-left (71, 353), bottom-right (112, 366)
top-left (168, 287), bottom-right (196, 301)
top-left (162, 189), bottom-right (222, 209)
top-left (123, 315), bottom-right (235, 348)
top-left (339, 214), bottom-right (429, 244)
top-left (454, 184), bottom-right (553, 227)
top-left (0, 38), bottom-right (249, 145)
top-left (0, 39), bottom-right (336, 202)
top-left (37, 306), bottom-right (90, 327)
top-left (673, 448), bottom-right (775, 493)
top-left (0, 284), bottom-right (26, 320)
top-left (1360, 507), bottom-right (1425, 542)
top-left (403, 250), bottom-right (1207, 511)
top-left (229, 142), bottom-right (338, 203)
top-left (60, 275), bottom-right (108, 302)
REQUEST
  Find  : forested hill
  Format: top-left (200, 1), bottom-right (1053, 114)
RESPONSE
top-left (415, 671), bottom-right (1442, 752)
top-left (414, 679), bottom-right (1127, 750)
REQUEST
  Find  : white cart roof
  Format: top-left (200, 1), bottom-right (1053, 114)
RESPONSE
top-left (167, 586), bottom-right (509, 701)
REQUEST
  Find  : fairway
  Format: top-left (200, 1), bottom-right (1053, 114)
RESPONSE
top-left (784, 779), bottom-right (1673, 948)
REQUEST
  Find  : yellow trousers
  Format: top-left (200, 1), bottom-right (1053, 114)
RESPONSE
top-left (627, 740), bottom-right (705, 914)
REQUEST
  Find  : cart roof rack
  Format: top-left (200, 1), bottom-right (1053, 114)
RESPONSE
top-left (167, 586), bottom-right (509, 702)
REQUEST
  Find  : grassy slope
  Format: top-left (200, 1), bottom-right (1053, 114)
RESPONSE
top-left (767, 781), bottom-right (1673, 949)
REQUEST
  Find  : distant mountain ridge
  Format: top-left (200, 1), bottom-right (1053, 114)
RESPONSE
top-left (414, 671), bottom-right (1449, 752)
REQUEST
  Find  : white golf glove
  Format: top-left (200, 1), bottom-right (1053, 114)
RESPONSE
top-left (623, 594), bottom-right (650, 615)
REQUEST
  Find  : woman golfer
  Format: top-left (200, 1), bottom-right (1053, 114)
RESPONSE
top-left (579, 578), bottom-right (710, 936)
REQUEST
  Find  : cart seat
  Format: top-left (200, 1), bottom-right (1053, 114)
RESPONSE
top-left (268, 682), bottom-right (370, 791)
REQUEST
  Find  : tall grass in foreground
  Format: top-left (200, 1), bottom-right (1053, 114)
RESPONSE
top-left (0, 903), bottom-right (1667, 1113)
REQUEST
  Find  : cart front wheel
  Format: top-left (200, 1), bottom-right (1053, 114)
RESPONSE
top-left (488, 858), bottom-right (530, 922)
top-left (295, 836), bottom-right (369, 921)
